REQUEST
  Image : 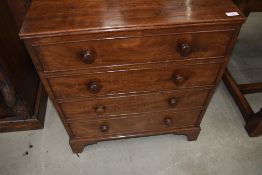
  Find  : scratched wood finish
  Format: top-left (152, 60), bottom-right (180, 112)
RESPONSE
top-left (20, 0), bottom-right (245, 153)
top-left (36, 31), bottom-right (232, 72)
top-left (60, 88), bottom-right (210, 120)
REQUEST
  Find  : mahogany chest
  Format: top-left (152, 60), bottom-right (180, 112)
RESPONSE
top-left (20, 0), bottom-right (245, 153)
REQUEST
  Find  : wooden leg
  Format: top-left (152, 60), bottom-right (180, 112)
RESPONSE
top-left (69, 139), bottom-right (98, 154)
top-left (246, 109), bottom-right (262, 137)
top-left (184, 127), bottom-right (201, 141)
top-left (223, 68), bottom-right (254, 120)
top-left (223, 68), bottom-right (262, 137)
top-left (69, 140), bottom-right (85, 154)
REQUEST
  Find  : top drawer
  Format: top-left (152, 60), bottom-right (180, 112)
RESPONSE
top-left (36, 31), bottom-right (233, 72)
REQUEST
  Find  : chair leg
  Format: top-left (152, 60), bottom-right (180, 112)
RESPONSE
top-left (223, 68), bottom-right (262, 137)
top-left (246, 109), bottom-right (262, 137)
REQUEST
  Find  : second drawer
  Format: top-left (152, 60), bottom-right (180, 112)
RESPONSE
top-left (60, 88), bottom-right (210, 120)
top-left (49, 61), bottom-right (222, 100)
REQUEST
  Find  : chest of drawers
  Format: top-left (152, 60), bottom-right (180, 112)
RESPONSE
top-left (20, 0), bottom-right (245, 153)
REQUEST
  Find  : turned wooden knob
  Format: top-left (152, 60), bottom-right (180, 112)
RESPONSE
top-left (80, 50), bottom-right (96, 64)
top-left (87, 80), bottom-right (102, 94)
top-left (168, 97), bottom-right (178, 107)
top-left (100, 124), bottom-right (109, 132)
top-left (164, 117), bottom-right (173, 127)
top-left (173, 74), bottom-right (185, 86)
top-left (178, 43), bottom-right (191, 57)
top-left (95, 105), bottom-right (106, 115)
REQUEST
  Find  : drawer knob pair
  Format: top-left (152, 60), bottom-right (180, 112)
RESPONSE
top-left (101, 119), bottom-right (172, 132)
top-left (100, 124), bottom-right (110, 132)
top-left (80, 50), bottom-right (96, 64)
top-left (80, 44), bottom-right (191, 63)
top-left (178, 43), bottom-right (191, 57)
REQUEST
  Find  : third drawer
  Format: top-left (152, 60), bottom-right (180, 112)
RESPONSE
top-left (60, 88), bottom-right (210, 120)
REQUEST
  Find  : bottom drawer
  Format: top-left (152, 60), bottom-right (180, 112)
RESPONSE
top-left (69, 110), bottom-right (201, 138)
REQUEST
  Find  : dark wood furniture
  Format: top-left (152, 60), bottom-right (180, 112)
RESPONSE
top-left (20, 0), bottom-right (245, 153)
top-left (0, 0), bottom-right (48, 132)
top-left (223, 0), bottom-right (262, 137)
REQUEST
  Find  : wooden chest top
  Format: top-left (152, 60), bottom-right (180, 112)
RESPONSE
top-left (20, 0), bottom-right (245, 38)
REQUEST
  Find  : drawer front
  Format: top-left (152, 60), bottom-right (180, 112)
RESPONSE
top-left (37, 31), bottom-right (232, 72)
top-left (49, 62), bottom-right (221, 100)
top-left (69, 110), bottom-right (201, 138)
top-left (60, 89), bottom-right (210, 119)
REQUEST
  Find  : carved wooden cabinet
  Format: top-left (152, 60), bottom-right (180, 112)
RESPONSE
top-left (20, 0), bottom-right (245, 153)
top-left (0, 0), bottom-right (47, 132)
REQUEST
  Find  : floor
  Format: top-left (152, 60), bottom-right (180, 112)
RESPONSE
top-left (0, 13), bottom-right (262, 175)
